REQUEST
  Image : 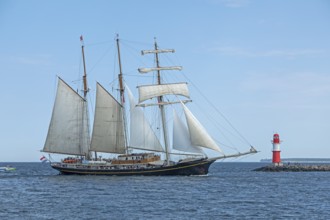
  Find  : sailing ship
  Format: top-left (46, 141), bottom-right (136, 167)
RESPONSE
top-left (42, 36), bottom-right (257, 175)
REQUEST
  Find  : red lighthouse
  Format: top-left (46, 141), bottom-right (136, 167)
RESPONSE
top-left (272, 133), bottom-right (282, 166)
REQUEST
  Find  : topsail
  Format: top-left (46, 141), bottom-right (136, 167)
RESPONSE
top-left (138, 83), bottom-right (190, 103)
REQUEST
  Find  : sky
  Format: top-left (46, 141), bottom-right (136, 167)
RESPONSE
top-left (0, 0), bottom-right (329, 162)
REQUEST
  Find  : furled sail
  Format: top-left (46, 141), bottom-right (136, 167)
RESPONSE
top-left (43, 78), bottom-right (90, 156)
top-left (138, 83), bottom-right (190, 103)
top-left (126, 85), bottom-right (164, 152)
top-left (90, 83), bottom-right (126, 154)
top-left (182, 103), bottom-right (223, 153)
top-left (172, 110), bottom-right (204, 154)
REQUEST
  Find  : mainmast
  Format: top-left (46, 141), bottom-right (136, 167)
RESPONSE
top-left (154, 40), bottom-right (170, 165)
top-left (116, 35), bottom-right (129, 154)
top-left (139, 38), bottom-right (182, 165)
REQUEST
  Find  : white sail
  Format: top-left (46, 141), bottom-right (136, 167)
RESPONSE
top-left (138, 83), bottom-right (190, 103)
top-left (43, 78), bottom-right (90, 156)
top-left (126, 85), bottom-right (164, 152)
top-left (182, 103), bottom-right (223, 153)
top-left (90, 83), bottom-right (126, 154)
top-left (172, 110), bottom-right (204, 154)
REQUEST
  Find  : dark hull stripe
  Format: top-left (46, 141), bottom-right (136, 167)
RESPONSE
top-left (51, 159), bottom-right (216, 176)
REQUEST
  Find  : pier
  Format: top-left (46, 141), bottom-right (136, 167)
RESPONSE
top-left (254, 164), bottom-right (330, 172)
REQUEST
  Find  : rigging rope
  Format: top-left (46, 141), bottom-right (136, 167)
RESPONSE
top-left (138, 43), bottom-right (252, 152)
top-left (182, 73), bottom-right (252, 147)
top-left (161, 50), bottom-right (253, 147)
top-left (88, 44), bottom-right (114, 75)
top-left (82, 37), bottom-right (253, 155)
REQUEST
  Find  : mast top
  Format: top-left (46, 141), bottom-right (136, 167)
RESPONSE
top-left (139, 40), bottom-right (182, 74)
top-left (80, 35), bottom-right (88, 98)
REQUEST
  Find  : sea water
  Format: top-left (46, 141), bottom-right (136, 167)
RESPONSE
top-left (0, 162), bottom-right (329, 219)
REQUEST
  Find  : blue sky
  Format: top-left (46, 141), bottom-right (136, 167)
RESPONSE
top-left (1, 0), bottom-right (329, 162)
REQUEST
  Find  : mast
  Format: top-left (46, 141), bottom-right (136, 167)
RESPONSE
top-left (80, 35), bottom-right (92, 160)
top-left (138, 39), bottom-right (182, 165)
top-left (154, 39), bottom-right (170, 165)
top-left (80, 35), bottom-right (88, 98)
top-left (116, 35), bottom-right (129, 154)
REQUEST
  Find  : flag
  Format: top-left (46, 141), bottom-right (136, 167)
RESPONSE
top-left (80, 35), bottom-right (83, 41)
top-left (40, 155), bottom-right (47, 163)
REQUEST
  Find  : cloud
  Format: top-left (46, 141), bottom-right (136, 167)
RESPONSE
top-left (240, 72), bottom-right (330, 109)
top-left (245, 72), bottom-right (330, 93)
top-left (261, 49), bottom-right (324, 58)
top-left (2, 54), bottom-right (53, 66)
top-left (208, 0), bottom-right (250, 8)
top-left (220, 0), bottom-right (250, 8)
top-left (210, 46), bottom-right (324, 59)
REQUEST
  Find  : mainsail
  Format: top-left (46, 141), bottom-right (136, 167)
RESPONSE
top-left (126, 85), bottom-right (164, 152)
top-left (43, 78), bottom-right (90, 156)
top-left (90, 83), bottom-right (126, 154)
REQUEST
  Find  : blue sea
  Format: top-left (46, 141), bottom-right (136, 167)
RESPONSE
top-left (0, 162), bottom-right (329, 219)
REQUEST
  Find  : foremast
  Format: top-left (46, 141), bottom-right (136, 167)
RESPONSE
top-left (116, 35), bottom-right (129, 154)
top-left (138, 39), bottom-right (183, 165)
top-left (80, 35), bottom-right (92, 160)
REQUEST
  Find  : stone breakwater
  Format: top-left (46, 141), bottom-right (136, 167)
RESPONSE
top-left (254, 164), bottom-right (330, 172)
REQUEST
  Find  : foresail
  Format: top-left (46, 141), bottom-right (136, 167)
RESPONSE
top-left (90, 83), bottom-right (126, 154)
top-left (126, 85), bottom-right (164, 152)
top-left (138, 83), bottom-right (190, 103)
top-left (43, 78), bottom-right (90, 156)
top-left (172, 110), bottom-right (204, 154)
top-left (182, 103), bottom-right (223, 153)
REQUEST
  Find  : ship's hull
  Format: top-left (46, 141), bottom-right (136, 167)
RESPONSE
top-left (50, 158), bottom-right (216, 176)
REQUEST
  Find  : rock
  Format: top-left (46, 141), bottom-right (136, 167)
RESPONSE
top-left (253, 164), bottom-right (330, 172)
